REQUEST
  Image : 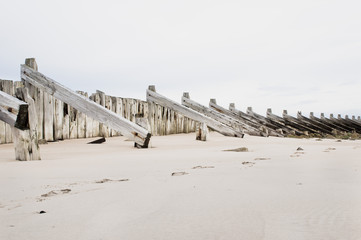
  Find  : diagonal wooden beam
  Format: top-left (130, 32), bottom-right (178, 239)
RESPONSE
top-left (0, 90), bottom-right (29, 130)
top-left (21, 64), bottom-right (151, 148)
top-left (146, 86), bottom-right (243, 138)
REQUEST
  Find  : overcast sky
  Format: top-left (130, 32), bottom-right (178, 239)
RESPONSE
top-left (1, 0), bottom-right (360, 117)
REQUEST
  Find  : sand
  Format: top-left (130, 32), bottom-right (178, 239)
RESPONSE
top-left (1, 132), bottom-right (361, 240)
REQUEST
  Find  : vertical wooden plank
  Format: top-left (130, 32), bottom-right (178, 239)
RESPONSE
top-left (22, 87), bottom-right (41, 160)
top-left (147, 101), bottom-right (155, 135)
top-left (0, 80), bottom-right (6, 143)
top-left (105, 95), bottom-right (112, 136)
top-left (90, 93), bottom-right (100, 137)
top-left (43, 92), bottom-right (54, 141)
top-left (97, 90), bottom-right (108, 138)
top-left (54, 98), bottom-right (63, 140)
top-left (62, 104), bottom-right (70, 140)
top-left (76, 91), bottom-right (86, 138)
top-left (69, 106), bottom-right (78, 139)
top-left (35, 87), bottom-right (44, 140)
top-left (111, 96), bottom-right (122, 136)
top-left (2, 80), bottom-right (15, 143)
top-left (0, 116), bottom-right (5, 144)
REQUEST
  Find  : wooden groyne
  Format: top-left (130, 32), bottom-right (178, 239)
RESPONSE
top-left (1, 58), bottom-right (361, 148)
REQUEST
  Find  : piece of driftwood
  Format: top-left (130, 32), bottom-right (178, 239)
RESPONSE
top-left (87, 137), bottom-right (106, 144)
top-left (146, 86), bottom-right (243, 138)
top-left (0, 90), bottom-right (29, 130)
top-left (21, 64), bottom-right (151, 148)
top-left (209, 99), bottom-right (273, 137)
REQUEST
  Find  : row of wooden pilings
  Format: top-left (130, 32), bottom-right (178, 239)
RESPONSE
top-left (0, 83), bottom-right (197, 145)
top-left (1, 58), bottom-right (361, 161)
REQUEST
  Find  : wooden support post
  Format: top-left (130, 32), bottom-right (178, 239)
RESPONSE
top-left (297, 111), bottom-right (334, 136)
top-left (282, 110), bottom-right (319, 135)
top-left (54, 98), bottom-right (63, 140)
top-left (182, 93), bottom-right (247, 135)
top-left (13, 87), bottom-right (41, 160)
top-left (266, 108), bottom-right (304, 136)
top-left (146, 86), bottom-right (243, 138)
top-left (0, 80), bottom-right (15, 143)
top-left (196, 122), bottom-right (209, 141)
top-left (96, 90), bottom-right (109, 138)
top-left (10, 58), bottom-right (42, 160)
top-left (209, 99), bottom-right (274, 137)
top-left (0, 90), bottom-right (29, 130)
top-left (21, 65), bottom-right (151, 148)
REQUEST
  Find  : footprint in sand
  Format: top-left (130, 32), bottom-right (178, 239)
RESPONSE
top-left (242, 161), bottom-right (255, 167)
top-left (254, 158), bottom-right (271, 161)
top-left (192, 166), bottom-right (215, 169)
top-left (324, 147), bottom-right (336, 152)
top-left (95, 178), bottom-right (129, 184)
top-left (171, 172), bottom-right (189, 176)
top-left (41, 189), bottom-right (71, 198)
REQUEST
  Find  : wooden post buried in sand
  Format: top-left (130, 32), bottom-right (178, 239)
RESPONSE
top-left (21, 62), bottom-right (151, 148)
top-left (195, 122), bottom-right (209, 141)
top-left (0, 58), bottom-right (42, 160)
top-left (146, 86), bottom-right (243, 138)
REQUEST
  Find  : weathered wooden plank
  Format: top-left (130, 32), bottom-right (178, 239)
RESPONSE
top-left (245, 106), bottom-right (286, 136)
top-left (54, 98), bottom-right (63, 140)
top-left (62, 111), bottom-right (70, 139)
top-left (90, 93), bottom-right (100, 137)
top-left (296, 111), bottom-right (334, 136)
top-left (181, 94), bottom-right (248, 134)
top-left (0, 80), bottom-right (15, 143)
top-left (282, 110), bottom-right (320, 135)
top-left (329, 114), bottom-right (356, 133)
top-left (96, 90), bottom-right (109, 138)
top-left (208, 99), bottom-right (271, 137)
top-left (337, 114), bottom-right (361, 133)
top-left (316, 113), bottom-right (349, 133)
top-left (146, 86), bottom-right (243, 138)
top-left (266, 109), bottom-right (304, 136)
top-left (76, 91), bottom-right (86, 138)
top-left (0, 90), bottom-right (29, 130)
top-left (22, 65), bottom-right (151, 147)
top-left (12, 87), bottom-right (41, 160)
top-left (196, 122), bottom-right (209, 141)
top-left (43, 92), bottom-right (54, 141)
top-left (0, 119), bottom-right (5, 143)
top-left (308, 112), bottom-right (340, 135)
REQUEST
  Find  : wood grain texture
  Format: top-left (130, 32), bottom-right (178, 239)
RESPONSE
top-left (22, 65), bottom-right (151, 147)
top-left (146, 87), bottom-right (243, 138)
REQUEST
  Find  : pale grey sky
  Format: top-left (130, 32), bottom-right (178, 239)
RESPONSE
top-left (1, 0), bottom-right (361, 117)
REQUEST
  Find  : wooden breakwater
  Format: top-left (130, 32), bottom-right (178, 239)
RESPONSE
top-left (0, 79), bottom-right (196, 144)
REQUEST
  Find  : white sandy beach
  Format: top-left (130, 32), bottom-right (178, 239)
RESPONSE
top-left (1, 132), bottom-right (361, 240)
